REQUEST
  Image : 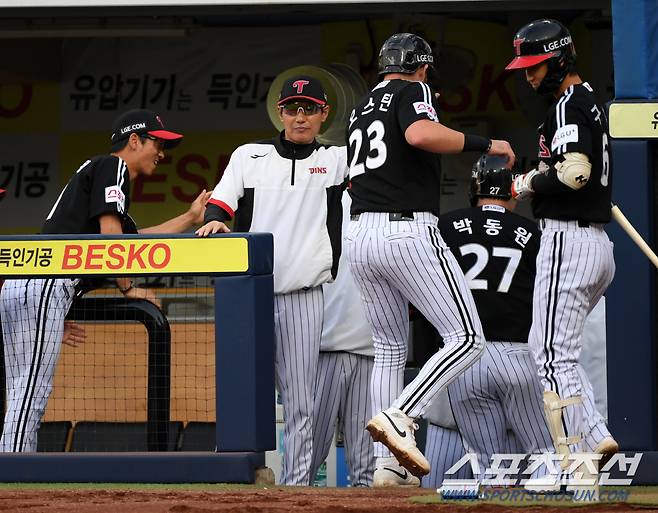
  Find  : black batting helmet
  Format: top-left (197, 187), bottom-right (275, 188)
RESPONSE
top-left (377, 33), bottom-right (434, 76)
top-left (469, 155), bottom-right (514, 207)
top-left (505, 19), bottom-right (576, 95)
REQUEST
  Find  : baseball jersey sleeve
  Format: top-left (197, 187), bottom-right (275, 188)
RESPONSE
top-left (88, 156), bottom-right (130, 219)
top-left (206, 148), bottom-right (246, 221)
top-left (396, 81), bottom-right (439, 133)
top-left (550, 101), bottom-right (593, 158)
top-left (533, 101), bottom-right (593, 195)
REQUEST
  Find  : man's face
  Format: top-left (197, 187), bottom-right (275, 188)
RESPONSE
top-left (524, 61), bottom-right (549, 91)
top-left (133, 134), bottom-right (165, 175)
top-left (278, 101), bottom-right (329, 145)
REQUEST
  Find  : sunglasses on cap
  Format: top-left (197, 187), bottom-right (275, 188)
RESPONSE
top-left (280, 102), bottom-right (324, 116)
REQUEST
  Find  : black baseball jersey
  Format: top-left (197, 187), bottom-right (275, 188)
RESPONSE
top-left (347, 79), bottom-right (441, 215)
top-left (531, 82), bottom-right (612, 223)
top-left (41, 155), bottom-right (132, 234)
top-left (438, 204), bottom-right (539, 343)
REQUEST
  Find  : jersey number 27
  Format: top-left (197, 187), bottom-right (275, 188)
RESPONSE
top-left (459, 243), bottom-right (522, 293)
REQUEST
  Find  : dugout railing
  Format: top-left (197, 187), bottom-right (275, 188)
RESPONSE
top-left (0, 233), bottom-right (274, 483)
top-left (0, 296), bottom-right (173, 452)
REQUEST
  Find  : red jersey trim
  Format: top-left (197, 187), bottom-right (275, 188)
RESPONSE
top-left (208, 198), bottom-right (234, 218)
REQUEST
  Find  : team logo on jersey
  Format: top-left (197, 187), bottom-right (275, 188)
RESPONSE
top-left (292, 80), bottom-right (310, 93)
top-left (105, 185), bottom-right (126, 212)
top-left (309, 167), bottom-right (327, 174)
top-left (538, 135), bottom-right (551, 158)
top-left (551, 124), bottom-right (579, 152)
top-left (413, 101), bottom-right (438, 122)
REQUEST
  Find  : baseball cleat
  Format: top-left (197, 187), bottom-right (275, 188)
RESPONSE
top-left (595, 436), bottom-right (619, 468)
top-left (373, 457), bottom-right (420, 487)
top-left (366, 408), bottom-right (430, 477)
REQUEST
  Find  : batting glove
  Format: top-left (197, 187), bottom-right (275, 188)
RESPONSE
top-left (511, 169), bottom-right (540, 200)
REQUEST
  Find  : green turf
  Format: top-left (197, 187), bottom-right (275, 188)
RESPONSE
top-left (410, 486), bottom-right (658, 507)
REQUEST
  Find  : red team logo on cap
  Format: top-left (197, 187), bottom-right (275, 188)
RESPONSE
top-left (513, 38), bottom-right (524, 56)
top-left (292, 80), bottom-right (310, 93)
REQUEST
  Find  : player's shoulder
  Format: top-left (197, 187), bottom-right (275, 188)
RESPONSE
top-left (438, 207), bottom-right (477, 232)
top-left (232, 138), bottom-right (277, 158)
top-left (84, 154), bottom-right (126, 177)
top-left (440, 207), bottom-right (474, 224)
top-left (503, 209), bottom-right (539, 233)
top-left (560, 82), bottom-right (598, 113)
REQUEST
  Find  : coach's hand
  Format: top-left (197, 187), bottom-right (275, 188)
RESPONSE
top-left (123, 286), bottom-right (162, 309)
top-left (195, 220), bottom-right (231, 237)
top-left (488, 140), bottom-right (516, 168)
top-left (62, 321), bottom-right (86, 348)
top-left (187, 189), bottom-right (213, 226)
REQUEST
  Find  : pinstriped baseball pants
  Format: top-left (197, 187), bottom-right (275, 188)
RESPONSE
top-left (422, 423), bottom-right (470, 488)
top-left (274, 286), bottom-right (323, 485)
top-left (529, 220), bottom-right (615, 452)
top-left (311, 352), bottom-right (375, 487)
top-left (449, 341), bottom-right (554, 479)
top-left (0, 278), bottom-right (74, 452)
top-left (345, 212), bottom-right (485, 459)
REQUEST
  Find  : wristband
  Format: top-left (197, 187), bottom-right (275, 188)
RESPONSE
top-left (463, 134), bottom-right (492, 153)
top-left (119, 282), bottom-right (134, 294)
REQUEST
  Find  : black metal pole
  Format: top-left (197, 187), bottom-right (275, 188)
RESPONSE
top-left (69, 297), bottom-right (171, 451)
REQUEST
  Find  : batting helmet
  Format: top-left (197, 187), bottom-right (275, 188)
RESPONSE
top-left (377, 33), bottom-right (434, 76)
top-left (505, 19), bottom-right (576, 95)
top-left (469, 155), bottom-right (514, 207)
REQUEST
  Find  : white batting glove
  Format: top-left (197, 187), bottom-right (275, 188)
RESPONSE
top-left (511, 169), bottom-right (540, 200)
top-left (537, 161), bottom-right (550, 173)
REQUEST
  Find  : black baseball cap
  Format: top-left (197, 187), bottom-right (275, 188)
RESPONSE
top-left (110, 109), bottom-right (183, 149)
top-left (277, 75), bottom-right (327, 106)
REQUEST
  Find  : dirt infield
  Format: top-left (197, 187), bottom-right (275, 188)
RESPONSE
top-left (0, 486), bottom-right (654, 513)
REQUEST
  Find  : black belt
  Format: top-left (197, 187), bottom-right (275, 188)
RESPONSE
top-left (350, 212), bottom-right (415, 221)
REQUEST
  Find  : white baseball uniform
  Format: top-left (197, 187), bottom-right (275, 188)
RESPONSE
top-left (204, 132), bottom-right (348, 485)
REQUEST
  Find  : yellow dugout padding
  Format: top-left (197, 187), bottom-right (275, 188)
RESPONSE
top-left (0, 236), bottom-right (249, 276)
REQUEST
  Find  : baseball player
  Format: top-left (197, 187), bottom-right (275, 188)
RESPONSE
top-left (196, 76), bottom-right (348, 486)
top-left (0, 109), bottom-right (209, 452)
top-left (439, 155), bottom-right (554, 480)
top-left (310, 190), bottom-right (375, 487)
top-left (345, 32), bottom-right (515, 483)
top-left (506, 19), bottom-right (617, 475)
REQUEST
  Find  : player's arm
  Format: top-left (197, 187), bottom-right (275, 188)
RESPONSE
top-left (196, 150), bottom-right (246, 237)
top-left (533, 153), bottom-right (591, 194)
top-left (513, 105), bottom-right (593, 199)
top-left (399, 83), bottom-right (515, 164)
top-left (139, 189), bottom-right (211, 234)
top-left (99, 213), bottom-right (161, 308)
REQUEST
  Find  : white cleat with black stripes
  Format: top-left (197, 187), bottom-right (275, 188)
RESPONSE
top-left (366, 407), bottom-right (430, 477)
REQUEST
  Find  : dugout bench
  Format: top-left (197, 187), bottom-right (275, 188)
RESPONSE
top-left (0, 233), bottom-right (275, 483)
